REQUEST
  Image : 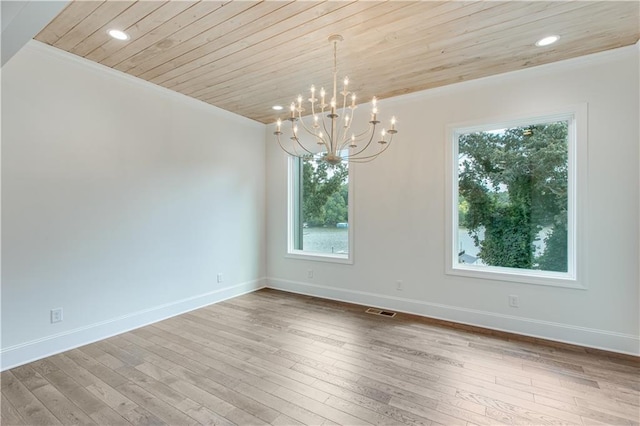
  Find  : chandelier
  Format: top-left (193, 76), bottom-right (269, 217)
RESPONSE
top-left (274, 34), bottom-right (397, 165)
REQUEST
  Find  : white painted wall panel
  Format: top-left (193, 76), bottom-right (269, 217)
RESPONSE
top-left (1, 41), bottom-right (266, 368)
top-left (265, 45), bottom-right (640, 355)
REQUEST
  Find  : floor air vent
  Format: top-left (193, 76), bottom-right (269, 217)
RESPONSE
top-left (365, 308), bottom-right (397, 318)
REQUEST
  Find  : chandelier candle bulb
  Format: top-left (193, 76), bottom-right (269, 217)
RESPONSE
top-left (351, 94), bottom-right (356, 108)
top-left (309, 85), bottom-right (316, 102)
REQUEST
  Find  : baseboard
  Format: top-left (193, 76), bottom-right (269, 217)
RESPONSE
top-left (0, 279), bottom-right (266, 371)
top-left (266, 277), bottom-right (640, 357)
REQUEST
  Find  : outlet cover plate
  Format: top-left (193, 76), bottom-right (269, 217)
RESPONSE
top-left (51, 308), bottom-right (63, 323)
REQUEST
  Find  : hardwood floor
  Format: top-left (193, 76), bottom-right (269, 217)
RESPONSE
top-left (2, 289), bottom-right (638, 425)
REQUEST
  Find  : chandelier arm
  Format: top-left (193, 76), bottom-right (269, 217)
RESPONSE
top-left (338, 124), bottom-right (359, 152)
top-left (343, 114), bottom-right (355, 142)
top-left (290, 133), bottom-right (306, 158)
top-left (296, 111), bottom-right (331, 153)
top-left (339, 116), bottom-right (378, 152)
top-left (291, 134), bottom-right (318, 157)
top-left (338, 98), bottom-right (351, 146)
top-left (347, 149), bottom-right (384, 163)
top-left (338, 135), bottom-right (351, 153)
top-left (319, 133), bottom-right (332, 152)
top-left (339, 125), bottom-right (372, 153)
top-left (338, 113), bottom-right (370, 151)
top-left (344, 155), bottom-right (378, 164)
top-left (345, 124), bottom-right (378, 158)
top-left (352, 125), bottom-right (374, 141)
top-left (339, 133), bottom-right (359, 152)
top-left (288, 117), bottom-right (320, 157)
top-left (276, 133), bottom-right (306, 158)
top-left (348, 136), bottom-right (394, 162)
top-left (296, 112), bottom-right (316, 135)
top-left (320, 115), bottom-right (332, 151)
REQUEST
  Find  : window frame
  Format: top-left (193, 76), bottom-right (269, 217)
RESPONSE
top-left (445, 104), bottom-right (587, 289)
top-left (286, 155), bottom-right (354, 264)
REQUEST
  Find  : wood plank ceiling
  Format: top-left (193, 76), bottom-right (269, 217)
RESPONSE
top-left (35, 1), bottom-right (639, 124)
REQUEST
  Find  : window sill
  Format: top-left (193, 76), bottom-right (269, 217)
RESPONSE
top-left (286, 251), bottom-right (353, 265)
top-left (447, 264), bottom-right (586, 289)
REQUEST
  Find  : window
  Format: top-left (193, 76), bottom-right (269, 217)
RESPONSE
top-left (446, 106), bottom-right (586, 287)
top-left (288, 154), bottom-right (353, 263)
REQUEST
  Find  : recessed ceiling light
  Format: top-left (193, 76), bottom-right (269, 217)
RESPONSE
top-left (108, 29), bottom-right (129, 41)
top-left (535, 35), bottom-right (559, 47)
top-left (272, 105), bottom-right (283, 111)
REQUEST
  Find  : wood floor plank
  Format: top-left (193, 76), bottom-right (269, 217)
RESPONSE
top-left (159, 361), bottom-right (281, 424)
top-left (2, 289), bottom-right (638, 426)
top-left (270, 413), bottom-right (306, 426)
top-left (30, 382), bottom-right (98, 425)
top-left (270, 385), bottom-right (374, 426)
top-left (65, 349), bottom-right (129, 388)
top-left (311, 378), bottom-right (439, 426)
top-left (115, 382), bottom-right (198, 426)
top-left (119, 406), bottom-right (167, 426)
top-left (85, 379), bottom-right (138, 416)
top-left (1, 371), bottom-right (62, 426)
top-left (115, 365), bottom-right (192, 409)
top-left (134, 362), bottom-right (236, 419)
top-left (174, 397), bottom-right (235, 426)
top-left (534, 394), bottom-right (639, 425)
top-left (44, 369), bottom-right (126, 424)
top-left (328, 355), bottom-right (489, 416)
top-left (1, 393), bottom-right (25, 425)
top-left (232, 380), bottom-right (330, 425)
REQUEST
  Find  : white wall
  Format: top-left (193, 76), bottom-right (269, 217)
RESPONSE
top-left (266, 45), bottom-right (640, 355)
top-left (1, 41), bottom-right (266, 369)
top-left (1, 40), bottom-right (637, 372)
top-left (1, 1), bottom-right (69, 66)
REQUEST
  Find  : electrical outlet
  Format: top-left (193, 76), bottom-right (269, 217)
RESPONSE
top-left (217, 273), bottom-right (223, 283)
top-left (307, 270), bottom-right (313, 279)
top-left (508, 295), bottom-right (519, 308)
top-left (51, 308), bottom-right (63, 323)
top-left (396, 280), bottom-right (403, 291)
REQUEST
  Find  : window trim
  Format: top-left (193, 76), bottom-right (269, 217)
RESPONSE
top-left (286, 156), bottom-right (354, 264)
top-left (445, 104), bottom-right (587, 289)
